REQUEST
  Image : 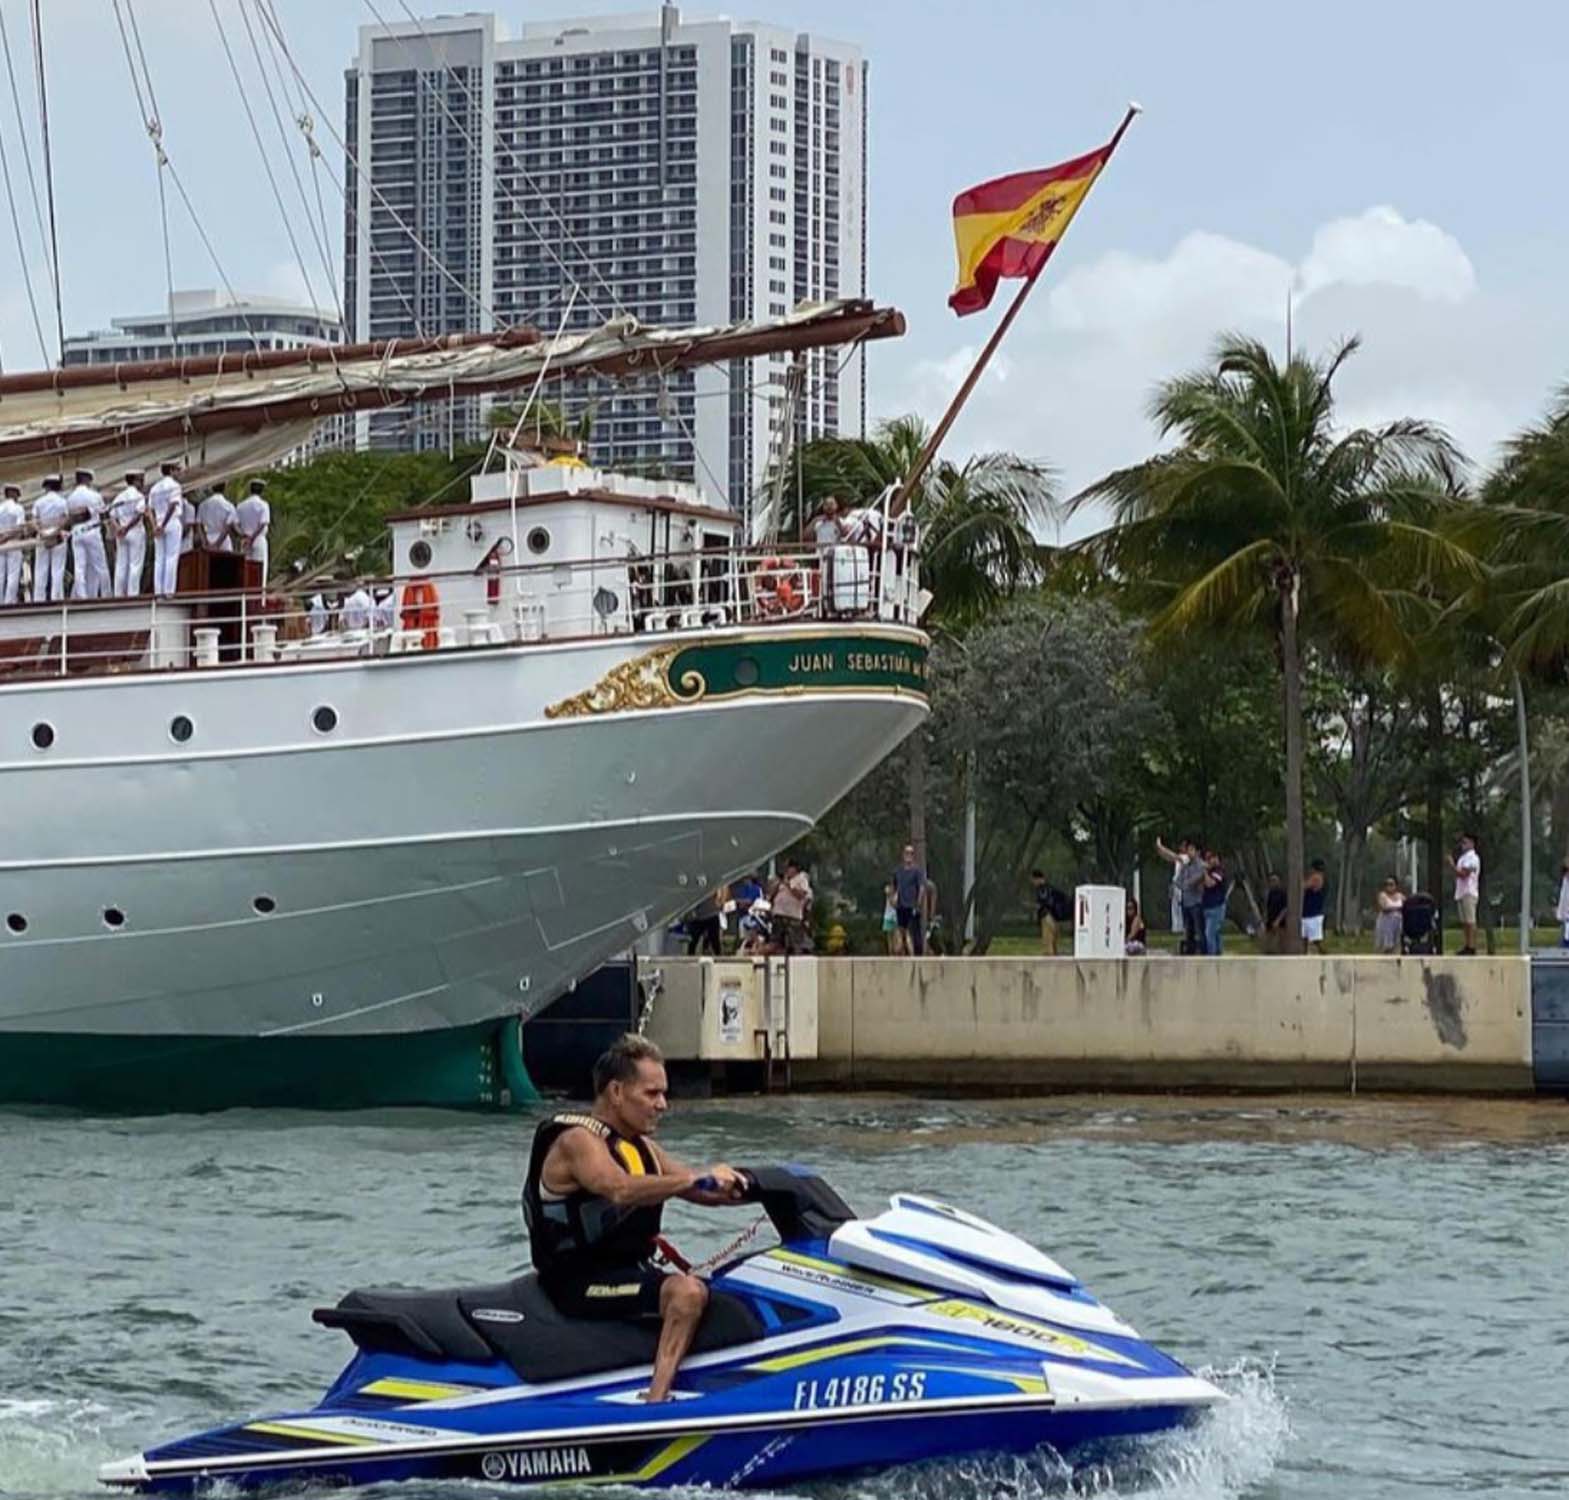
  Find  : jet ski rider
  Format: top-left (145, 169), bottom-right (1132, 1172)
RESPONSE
top-left (522, 1033), bottom-right (746, 1402)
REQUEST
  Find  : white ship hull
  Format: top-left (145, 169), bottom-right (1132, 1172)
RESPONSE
top-left (0, 624), bottom-right (927, 1107)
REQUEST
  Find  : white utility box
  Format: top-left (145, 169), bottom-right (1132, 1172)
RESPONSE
top-left (829, 544), bottom-right (872, 613)
top-left (1074, 884), bottom-right (1126, 958)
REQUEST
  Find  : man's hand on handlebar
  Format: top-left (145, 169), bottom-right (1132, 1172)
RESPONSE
top-left (686, 1163), bottom-right (748, 1204)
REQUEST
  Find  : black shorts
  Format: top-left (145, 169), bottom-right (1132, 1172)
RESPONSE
top-left (542, 1262), bottom-right (669, 1321)
top-left (896, 905), bottom-right (919, 930)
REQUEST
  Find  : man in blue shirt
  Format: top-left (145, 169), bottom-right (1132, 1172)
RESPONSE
top-left (892, 844), bottom-right (928, 956)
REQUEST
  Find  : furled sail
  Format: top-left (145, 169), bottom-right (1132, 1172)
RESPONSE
top-left (0, 300), bottom-right (903, 490)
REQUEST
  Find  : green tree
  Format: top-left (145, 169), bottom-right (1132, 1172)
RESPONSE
top-left (1075, 334), bottom-right (1474, 941)
top-left (787, 415), bottom-right (1055, 869)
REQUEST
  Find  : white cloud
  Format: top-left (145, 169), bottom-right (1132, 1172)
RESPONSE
top-left (879, 206), bottom-right (1564, 537)
top-left (1298, 206), bottom-right (1475, 304)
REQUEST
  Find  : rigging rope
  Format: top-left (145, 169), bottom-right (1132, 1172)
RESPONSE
top-left (234, 0), bottom-right (343, 328)
top-left (111, 0), bottom-right (262, 356)
top-left (28, 0), bottom-right (64, 363)
top-left (248, 1), bottom-right (423, 339)
top-left (369, 0), bottom-right (628, 329)
top-left (208, 0), bottom-right (322, 320)
top-left (0, 43), bottom-right (46, 365)
top-left (0, 2), bottom-right (52, 317)
top-left (254, 0), bottom-right (504, 331)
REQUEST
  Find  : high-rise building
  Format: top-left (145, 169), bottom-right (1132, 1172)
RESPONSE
top-left (345, 7), bottom-right (867, 516)
top-left (62, 288), bottom-right (343, 365)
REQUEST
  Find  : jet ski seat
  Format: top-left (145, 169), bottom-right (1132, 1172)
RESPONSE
top-left (315, 1273), bottom-right (765, 1385)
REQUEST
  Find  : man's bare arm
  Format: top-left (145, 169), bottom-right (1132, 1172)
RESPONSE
top-left (542, 1127), bottom-right (698, 1208)
top-left (649, 1140), bottom-right (745, 1204)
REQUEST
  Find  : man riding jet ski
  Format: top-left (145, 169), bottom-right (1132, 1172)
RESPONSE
top-left (102, 1049), bottom-right (1225, 1492)
top-left (522, 1034), bottom-right (748, 1402)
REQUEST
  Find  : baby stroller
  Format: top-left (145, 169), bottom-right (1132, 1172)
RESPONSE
top-left (1401, 892), bottom-right (1439, 955)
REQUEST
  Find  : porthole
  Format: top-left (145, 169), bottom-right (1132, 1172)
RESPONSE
top-left (103, 907), bottom-right (126, 930)
top-left (312, 705), bottom-right (338, 735)
top-left (408, 539), bottom-right (433, 570)
top-left (526, 526), bottom-right (551, 555)
top-left (733, 656), bottom-right (761, 688)
top-left (253, 895), bottom-right (277, 915)
top-left (5, 913), bottom-right (26, 934)
top-left (169, 715), bottom-right (194, 744)
top-left (30, 721), bottom-right (54, 751)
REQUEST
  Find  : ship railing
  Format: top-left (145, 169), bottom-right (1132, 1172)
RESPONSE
top-left (2, 538), bottom-right (921, 679)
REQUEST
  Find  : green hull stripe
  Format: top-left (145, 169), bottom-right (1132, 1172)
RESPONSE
top-left (0, 1019), bottom-right (538, 1113)
top-left (671, 635), bottom-right (929, 701)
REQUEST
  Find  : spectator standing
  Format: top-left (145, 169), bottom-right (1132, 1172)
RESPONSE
top-left (1155, 837), bottom-right (1205, 954)
top-left (1302, 860), bottom-right (1328, 954)
top-left (921, 875), bottom-right (941, 956)
top-left (1556, 860), bottom-right (1569, 949)
top-left (1263, 874), bottom-right (1288, 954)
top-left (1449, 836), bottom-right (1481, 954)
top-left (881, 883), bottom-right (899, 954)
top-left (685, 890), bottom-right (722, 956)
top-left (892, 844), bottom-right (928, 956)
top-left (1124, 898), bottom-right (1148, 956)
top-left (1030, 869), bottom-right (1070, 956)
top-left (1201, 851), bottom-right (1229, 955)
top-left (1374, 878), bottom-right (1405, 954)
top-left (771, 858), bottom-right (813, 954)
top-left (812, 495), bottom-right (845, 613)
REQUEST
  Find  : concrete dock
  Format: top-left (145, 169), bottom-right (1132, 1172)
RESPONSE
top-left (649, 955), bottom-right (1538, 1094)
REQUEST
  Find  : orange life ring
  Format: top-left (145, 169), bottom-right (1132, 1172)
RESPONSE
top-left (400, 579), bottom-right (441, 650)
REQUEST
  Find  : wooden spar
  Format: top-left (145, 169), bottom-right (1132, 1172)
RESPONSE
top-left (0, 301), bottom-right (907, 466)
top-left (0, 299), bottom-right (900, 399)
top-left (0, 327), bottom-right (546, 397)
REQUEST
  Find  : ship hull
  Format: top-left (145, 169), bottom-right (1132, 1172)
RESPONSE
top-left (0, 626), bottom-right (927, 1109)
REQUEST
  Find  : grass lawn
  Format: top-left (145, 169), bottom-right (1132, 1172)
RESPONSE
top-left (983, 925), bottom-right (1564, 957)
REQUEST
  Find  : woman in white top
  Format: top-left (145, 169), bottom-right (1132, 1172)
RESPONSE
top-left (1556, 860), bottom-right (1569, 949)
top-left (1374, 878), bottom-right (1404, 954)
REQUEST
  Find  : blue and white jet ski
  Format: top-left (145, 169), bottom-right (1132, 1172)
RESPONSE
top-left (101, 1168), bottom-right (1221, 1492)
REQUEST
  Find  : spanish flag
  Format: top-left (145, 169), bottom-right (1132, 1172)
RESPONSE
top-left (948, 139), bottom-right (1117, 317)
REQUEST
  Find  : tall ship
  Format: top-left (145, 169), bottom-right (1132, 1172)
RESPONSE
top-left (0, 301), bottom-right (929, 1109)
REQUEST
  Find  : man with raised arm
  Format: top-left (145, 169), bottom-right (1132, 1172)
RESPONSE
top-left (521, 1034), bottom-right (745, 1403)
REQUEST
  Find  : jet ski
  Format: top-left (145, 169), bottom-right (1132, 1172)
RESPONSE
top-left (101, 1167), bottom-right (1222, 1492)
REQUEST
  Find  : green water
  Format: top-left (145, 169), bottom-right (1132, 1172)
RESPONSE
top-left (2, 1094), bottom-right (1566, 1498)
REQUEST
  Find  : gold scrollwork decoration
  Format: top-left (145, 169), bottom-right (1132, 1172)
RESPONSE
top-left (674, 667), bottom-right (709, 702)
top-left (544, 645), bottom-right (682, 720)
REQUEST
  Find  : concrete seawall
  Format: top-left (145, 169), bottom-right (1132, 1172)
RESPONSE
top-left (653, 955), bottom-right (1533, 1094)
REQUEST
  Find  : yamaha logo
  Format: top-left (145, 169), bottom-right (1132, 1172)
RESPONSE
top-left (479, 1447), bottom-right (593, 1481)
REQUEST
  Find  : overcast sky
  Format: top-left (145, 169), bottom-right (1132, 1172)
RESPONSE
top-left (10, 1), bottom-right (1567, 517)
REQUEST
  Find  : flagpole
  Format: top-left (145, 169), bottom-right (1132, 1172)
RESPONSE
top-left (890, 102), bottom-right (1141, 517)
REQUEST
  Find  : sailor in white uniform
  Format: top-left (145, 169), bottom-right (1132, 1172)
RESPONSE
top-left (30, 475), bottom-right (68, 602)
top-left (0, 483), bottom-right (26, 605)
top-left (109, 470), bottom-right (148, 597)
top-left (68, 468), bottom-right (110, 600)
top-left (372, 587), bottom-right (398, 635)
top-left (234, 478), bottom-right (271, 581)
top-left (180, 493), bottom-right (197, 558)
top-left (307, 592), bottom-right (327, 636)
top-left (341, 583), bottom-right (373, 633)
top-left (147, 460), bottom-right (184, 597)
top-left (197, 486), bottom-right (238, 553)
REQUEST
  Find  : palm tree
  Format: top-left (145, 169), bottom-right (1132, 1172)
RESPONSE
top-left (1467, 387), bottom-right (1569, 671)
top-left (787, 415), bottom-right (1055, 864)
top-left (1074, 334), bottom-right (1474, 942)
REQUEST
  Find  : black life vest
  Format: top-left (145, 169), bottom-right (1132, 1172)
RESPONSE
top-left (521, 1112), bottom-right (663, 1278)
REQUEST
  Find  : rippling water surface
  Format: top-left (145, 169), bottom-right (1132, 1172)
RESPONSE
top-left (3, 1094), bottom-right (1567, 1499)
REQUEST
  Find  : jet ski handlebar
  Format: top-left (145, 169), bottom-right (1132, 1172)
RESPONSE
top-left (727, 1165), bottom-right (856, 1242)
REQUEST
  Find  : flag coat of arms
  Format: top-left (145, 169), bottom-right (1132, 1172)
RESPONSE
top-left (948, 142), bottom-right (1116, 316)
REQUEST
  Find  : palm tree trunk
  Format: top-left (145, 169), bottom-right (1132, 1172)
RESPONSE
top-left (1424, 684), bottom-right (1445, 936)
top-left (1280, 575), bottom-right (1305, 946)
